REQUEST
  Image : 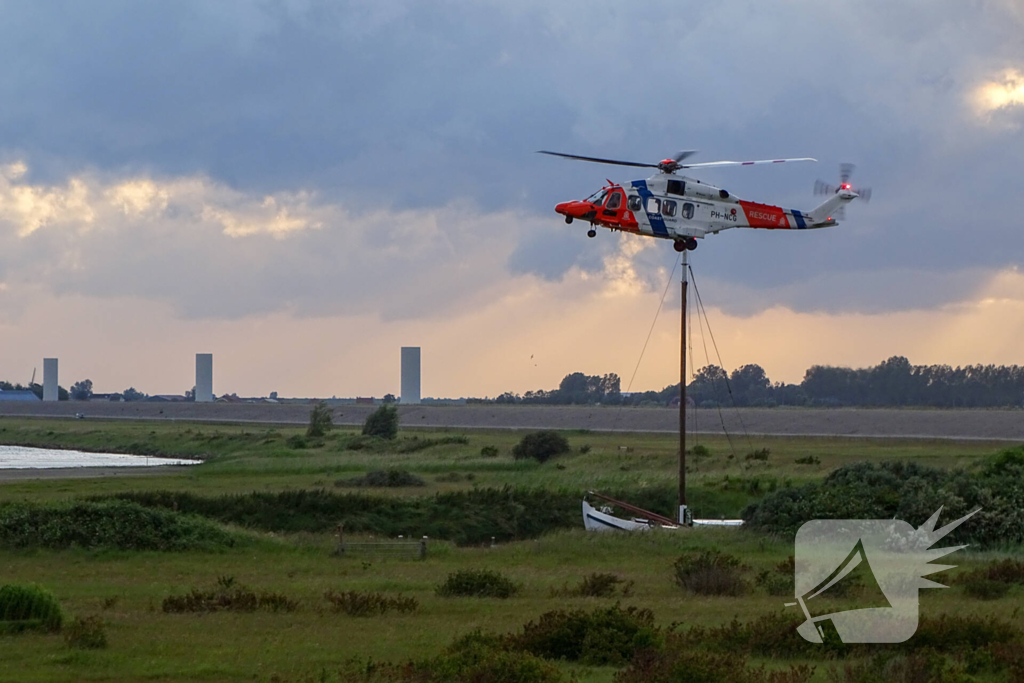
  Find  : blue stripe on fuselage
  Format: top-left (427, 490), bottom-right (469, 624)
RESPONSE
top-left (631, 180), bottom-right (669, 237)
top-left (792, 209), bottom-right (806, 229)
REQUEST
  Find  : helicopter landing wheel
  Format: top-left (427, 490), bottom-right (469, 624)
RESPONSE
top-left (686, 238), bottom-right (697, 251)
top-left (587, 229), bottom-right (597, 238)
top-left (673, 240), bottom-right (686, 252)
top-left (565, 215), bottom-right (573, 224)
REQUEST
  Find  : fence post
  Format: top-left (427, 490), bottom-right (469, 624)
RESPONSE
top-left (419, 537), bottom-right (427, 560)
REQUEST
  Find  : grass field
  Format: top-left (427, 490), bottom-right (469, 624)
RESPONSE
top-left (1, 417), bottom-right (1021, 682)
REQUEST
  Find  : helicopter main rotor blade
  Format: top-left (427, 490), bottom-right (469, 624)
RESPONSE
top-left (678, 157), bottom-right (817, 169)
top-left (536, 151), bottom-right (660, 169)
top-left (673, 150), bottom-right (699, 163)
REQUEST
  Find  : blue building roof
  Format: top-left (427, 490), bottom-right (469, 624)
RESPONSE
top-left (0, 390), bottom-right (41, 402)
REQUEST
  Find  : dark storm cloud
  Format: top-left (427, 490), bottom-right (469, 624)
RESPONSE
top-left (1, 0), bottom-right (1023, 318)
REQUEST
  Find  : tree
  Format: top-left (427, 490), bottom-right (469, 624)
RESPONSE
top-left (185, 386), bottom-right (195, 402)
top-left (269, 391), bottom-right (278, 400)
top-left (307, 401), bottom-right (334, 438)
top-left (70, 379), bottom-right (93, 401)
top-left (382, 393), bottom-right (396, 404)
top-left (362, 404), bottom-right (398, 440)
top-left (122, 387), bottom-right (146, 402)
top-left (730, 364), bottom-right (771, 406)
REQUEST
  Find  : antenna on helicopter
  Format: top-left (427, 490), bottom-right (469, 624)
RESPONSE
top-left (814, 163), bottom-right (872, 219)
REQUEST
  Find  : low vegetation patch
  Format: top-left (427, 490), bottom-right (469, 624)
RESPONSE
top-left (552, 572), bottom-right (633, 598)
top-left (479, 445), bottom-right (499, 457)
top-left (162, 576), bottom-right (298, 613)
top-left (617, 648), bottom-right (814, 683)
top-left (512, 430), bottom-right (570, 463)
top-left (0, 500), bottom-right (240, 551)
top-left (107, 487), bottom-right (578, 545)
top-left (744, 450), bottom-right (1024, 548)
top-left (436, 569), bottom-right (519, 598)
top-left (755, 557), bottom-right (795, 596)
top-left (745, 448), bottom-right (771, 462)
top-left (335, 469), bottom-right (426, 488)
top-left (324, 590), bottom-right (418, 616)
top-left (0, 584), bottom-right (63, 634)
top-left (509, 604), bottom-right (659, 666)
top-left (64, 615), bottom-right (108, 649)
top-left (674, 549), bottom-right (748, 596)
top-left (794, 455), bottom-right (820, 465)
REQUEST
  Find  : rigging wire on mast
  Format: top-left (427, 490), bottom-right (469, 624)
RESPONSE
top-left (691, 268), bottom-right (738, 459)
top-left (689, 265), bottom-right (755, 454)
top-left (623, 253), bottom-right (681, 395)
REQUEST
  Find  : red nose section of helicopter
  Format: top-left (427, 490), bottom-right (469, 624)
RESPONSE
top-left (555, 200), bottom-right (596, 219)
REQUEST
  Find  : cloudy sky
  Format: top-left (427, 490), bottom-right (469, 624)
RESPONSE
top-left (1, 0), bottom-right (1023, 398)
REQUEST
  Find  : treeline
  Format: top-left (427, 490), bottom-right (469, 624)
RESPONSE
top-left (492, 356), bottom-right (1024, 408)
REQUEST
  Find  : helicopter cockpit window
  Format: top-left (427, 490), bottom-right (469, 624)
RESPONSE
top-left (585, 189), bottom-right (608, 205)
top-left (646, 197), bottom-right (661, 214)
top-left (662, 200), bottom-right (677, 217)
top-left (682, 203), bottom-right (694, 220)
top-left (605, 192), bottom-right (622, 210)
top-left (627, 195), bottom-right (642, 211)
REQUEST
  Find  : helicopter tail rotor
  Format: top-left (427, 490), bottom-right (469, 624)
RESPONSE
top-left (814, 163), bottom-right (872, 218)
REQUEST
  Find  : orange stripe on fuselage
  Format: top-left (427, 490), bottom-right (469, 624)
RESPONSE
top-left (739, 201), bottom-right (790, 229)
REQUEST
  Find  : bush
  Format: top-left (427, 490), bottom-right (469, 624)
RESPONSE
top-left (325, 590), bottom-right (418, 616)
top-left (794, 455), bottom-right (820, 465)
top-left (335, 469), bottom-right (426, 488)
top-left (0, 584), bottom-right (63, 634)
top-left (690, 444), bottom-right (711, 458)
top-left (509, 605), bottom-right (660, 666)
top-left (397, 435), bottom-right (468, 453)
top-left (554, 573), bottom-right (633, 598)
top-left (956, 558), bottom-right (1024, 586)
top-left (755, 558), bottom-right (795, 596)
top-left (286, 434), bottom-right (308, 449)
top-left (480, 445), bottom-right (499, 457)
top-left (512, 431), bottom-right (570, 463)
top-left (162, 577), bottom-right (298, 613)
top-left (745, 448), bottom-right (771, 461)
top-left (436, 569), bottom-right (519, 598)
top-left (743, 454), bottom-right (1024, 548)
top-left (674, 550), bottom-right (747, 596)
top-left (0, 501), bottom-right (239, 551)
top-left (307, 401), bottom-right (334, 438)
top-left (64, 615), bottom-right (107, 649)
top-left (363, 405), bottom-right (399, 440)
top-left (617, 648), bottom-right (814, 683)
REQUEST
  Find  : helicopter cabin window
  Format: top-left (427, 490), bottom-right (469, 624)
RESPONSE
top-left (662, 200), bottom-right (677, 217)
top-left (627, 195), bottom-right (642, 211)
top-left (646, 197), bottom-right (661, 214)
top-left (667, 179), bottom-right (685, 196)
top-left (682, 203), bottom-right (694, 220)
top-left (605, 191), bottom-right (622, 210)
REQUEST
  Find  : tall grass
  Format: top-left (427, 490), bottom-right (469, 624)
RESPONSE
top-left (0, 584), bottom-right (63, 633)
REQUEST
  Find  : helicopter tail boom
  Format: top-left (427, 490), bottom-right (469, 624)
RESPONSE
top-left (807, 189), bottom-right (857, 226)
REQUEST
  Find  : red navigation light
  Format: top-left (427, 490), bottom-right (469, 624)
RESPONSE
top-left (841, 183), bottom-right (852, 190)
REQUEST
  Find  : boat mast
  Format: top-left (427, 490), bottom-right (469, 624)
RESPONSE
top-left (679, 250), bottom-right (688, 524)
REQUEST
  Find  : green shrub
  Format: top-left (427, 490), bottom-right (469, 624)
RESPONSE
top-left (509, 604), bottom-right (660, 666)
top-left (286, 434), bottom-right (308, 449)
top-left (363, 405), bottom-right (399, 440)
top-left (794, 455), bottom-right (820, 465)
top-left (617, 647), bottom-right (814, 683)
top-left (325, 590), bottom-right (418, 616)
top-left (690, 444), bottom-right (711, 458)
top-left (434, 472), bottom-right (475, 483)
top-left (674, 550), bottom-right (747, 596)
top-left (335, 469), bottom-right (426, 488)
top-left (397, 435), bottom-right (468, 453)
top-left (436, 569), bottom-right (519, 598)
top-left (579, 444), bottom-right (592, 454)
top-left (745, 448), bottom-right (771, 461)
top-left (743, 454), bottom-right (1024, 548)
top-left (64, 615), bottom-right (107, 649)
top-left (162, 577), bottom-right (297, 613)
top-left (512, 431), bottom-right (570, 463)
top-left (0, 584), bottom-right (63, 633)
top-left (957, 558), bottom-right (1024, 585)
top-left (0, 501), bottom-right (239, 551)
top-left (479, 445), bottom-right (499, 457)
top-left (554, 572), bottom-right (632, 598)
top-left (307, 401), bottom-right (334, 438)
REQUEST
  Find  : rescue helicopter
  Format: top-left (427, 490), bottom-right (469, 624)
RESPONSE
top-left (540, 151), bottom-right (870, 251)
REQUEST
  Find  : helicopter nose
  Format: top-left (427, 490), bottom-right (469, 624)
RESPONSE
top-left (555, 201), bottom-right (586, 217)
